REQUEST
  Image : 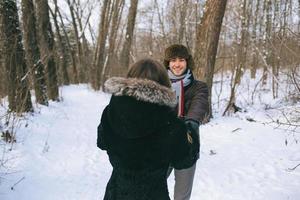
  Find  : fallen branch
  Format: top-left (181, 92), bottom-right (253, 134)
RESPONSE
top-left (10, 176), bottom-right (25, 190)
top-left (287, 163), bottom-right (300, 172)
top-left (232, 128), bottom-right (241, 132)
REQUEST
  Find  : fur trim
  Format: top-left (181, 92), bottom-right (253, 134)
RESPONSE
top-left (104, 77), bottom-right (176, 107)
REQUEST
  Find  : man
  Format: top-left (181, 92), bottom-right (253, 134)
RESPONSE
top-left (164, 44), bottom-right (209, 200)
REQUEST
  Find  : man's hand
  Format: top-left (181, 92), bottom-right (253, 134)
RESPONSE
top-left (185, 119), bottom-right (200, 161)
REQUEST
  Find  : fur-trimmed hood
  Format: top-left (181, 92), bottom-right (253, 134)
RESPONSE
top-left (104, 77), bottom-right (176, 107)
top-left (102, 77), bottom-right (178, 139)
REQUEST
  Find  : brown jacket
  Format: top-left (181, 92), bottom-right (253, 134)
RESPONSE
top-left (181, 80), bottom-right (209, 124)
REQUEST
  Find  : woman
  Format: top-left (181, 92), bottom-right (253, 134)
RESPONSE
top-left (97, 59), bottom-right (198, 200)
top-left (164, 44), bottom-right (209, 200)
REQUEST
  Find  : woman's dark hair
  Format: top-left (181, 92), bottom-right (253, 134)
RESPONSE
top-left (127, 59), bottom-right (171, 88)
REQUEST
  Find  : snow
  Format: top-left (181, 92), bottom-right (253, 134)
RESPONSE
top-left (1, 77), bottom-right (300, 200)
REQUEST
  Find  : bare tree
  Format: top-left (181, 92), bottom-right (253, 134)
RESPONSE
top-left (101, 0), bottom-right (125, 88)
top-left (154, 0), bottom-right (168, 46)
top-left (119, 0), bottom-right (139, 70)
top-left (50, 0), bottom-right (70, 85)
top-left (178, 0), bottom-right (189, 43)
top-left (298, 0), bottom-right (300, 31)
top-left (94, 0), bottom-right (111, 90)
top-left (21, 0), bottom-right (48, 106)
top-left (36, 0), bottom-right (59, 101)
top-left (55, 2), bottom-right (79, 84)
top-left (250, 0), bottom-right (261, 79)
top-left (66, 0), bottom-right (85, 82)
top-left (0, 0), bottom-right (33, 112)
top-left (164, 0), bottom-right (190, 45)
top-left (194, 0), bottom-right (228, 118)
top-left (73, 0), bottom-right (94, 83)
top-left (271, 0), bottom-right (281, 99)
top-left (262, 0), bottom-right (272, 86)
top-left (223, 0), bottom-right (249, 116)
top-left (0, 52), bottom-right (5, 98)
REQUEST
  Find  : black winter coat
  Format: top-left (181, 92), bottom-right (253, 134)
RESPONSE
top-left (97, 77), bottom-right (197, 200)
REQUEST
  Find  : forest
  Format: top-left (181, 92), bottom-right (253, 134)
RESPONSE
top-left (0, 0), bottom-right (299, 199)
top-left (0, 0), bottom-right (299, 114)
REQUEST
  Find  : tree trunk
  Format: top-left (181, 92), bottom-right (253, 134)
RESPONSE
top-left (50, 1), bottom-right (70, 85)
top-left (0, 0), bottom-right (33, 112)
top-left (262, 0), bottom-right (272, 86)
top-left (272, 0), bottom-right (280, 99)
top-left (67, 0), bottom-right (85, 82)
top-left (119, 0), bottom-right (139, 70)
top-left (74, 0), bottom-right (91, 83)
top-left (56, 4), bottom-right (79, 84)
top-left (0, 52), bottom-right (5, 98)
top-left (236, 0), bottom-right (249, 85)
top-left (101, 0), bottom-right (125, 89)
top-left (223, 0), bottom-right (248, 116)
top-left (298, 0), bottom-right (300, 31)
top-left (194, 0), bottom-right (227, 118)
top-left (94, 0), bottom-right (111, 90)
top-left (154, 0), bottom-right (168, 47)
top-left (251, 0), bottom-right (261, 79)
top-left (36, 0), bottom-right (59, 101)
top-left (192, 0), bottom-right (201, 54)
top-left (0, 1), bottom-right (15, 111)
top-left (178, 0), bottom-right (189, 43)
top-left (21, 0), bottom-right (48, 106)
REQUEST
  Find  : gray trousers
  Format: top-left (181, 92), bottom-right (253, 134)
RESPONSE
top-left (167, 163), bottom-right (196, 200)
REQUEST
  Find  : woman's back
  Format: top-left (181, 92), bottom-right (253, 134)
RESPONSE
top-left (98, 77), bottom-right (191, 200)
top-left (97, 59), bottom-right (198, 200)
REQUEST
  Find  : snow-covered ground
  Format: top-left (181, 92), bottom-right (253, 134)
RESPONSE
top-left (0, 76), bottom-right (300, 199)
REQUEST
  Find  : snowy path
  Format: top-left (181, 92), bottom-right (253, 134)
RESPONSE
top-left (1, 85), bottom-right (300, 200)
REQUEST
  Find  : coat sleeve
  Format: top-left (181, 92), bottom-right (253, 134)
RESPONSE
top-left (170, 118), bottom-right (199, 170)
top-left (97, 105), bottom-right (110, 150)
top-left (186, 81), bottom-right (209, 124)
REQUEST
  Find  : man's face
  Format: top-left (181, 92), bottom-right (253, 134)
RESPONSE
top-left (169, 57), bottom-right (187, 76)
